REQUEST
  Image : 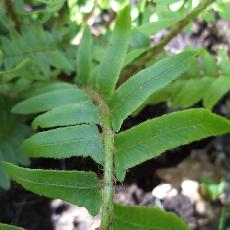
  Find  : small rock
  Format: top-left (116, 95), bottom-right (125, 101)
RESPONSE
top-left (152, 184), bottom-right (178, 200)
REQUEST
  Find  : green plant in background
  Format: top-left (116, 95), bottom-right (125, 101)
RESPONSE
top-left (218, 207), bottom-right (230, 230)
top-left (1, 1), bottom-right (230, 229)
top-left (0, 0), bottom-right (77, 189)
top-left (0, 97), bottom-right (30, 190)
top-left (200, 178), bottom-right (225, 201)
top-left (0, 222), bottom-right (25, 230)
top-left (137, 48), bottom-right (230, 112)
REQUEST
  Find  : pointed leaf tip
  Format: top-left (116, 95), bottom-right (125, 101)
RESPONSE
top-left (95, 5), bottom-right (131, 98)
top-left (110, 50), bottom-right (199, 132)
top-left (115, 109), bottom-right (230, 181)
top-left (2, 162), bottom-right (101, 216)
top-left (76, 25), bottom-right (92, 85)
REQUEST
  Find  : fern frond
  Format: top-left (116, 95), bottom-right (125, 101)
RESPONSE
top-left (0, 24), bottom-right (73, 77)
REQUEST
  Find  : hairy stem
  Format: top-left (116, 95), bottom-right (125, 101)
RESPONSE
top-left (85, 87), bottom-right (114, 230)
top-left (101, 116), bottom-right (114, 229)
top-left (122, 0), bottom-right (214, 79)
top-left (3, 0), bottom-right (21, 32)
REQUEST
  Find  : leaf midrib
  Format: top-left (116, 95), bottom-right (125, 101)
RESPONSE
top-left (14, 174), bottom-right (99, 190)
top-left (29, 135), bottom-right (100, 148)
top-left (112, 60), bottom-right (187, 112)
top-left (116, 120), bottom-right (211, 160)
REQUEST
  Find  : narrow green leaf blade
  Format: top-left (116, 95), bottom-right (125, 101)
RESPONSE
top-left (137, 18), bottom-right (181, 36)
top-left (3, 162), bottom-right (101, 216)
top-left (32, 101), bottom-right (101, 129)
top-left (115, 109), bottom-right (230, 181)
top-left (76, 26), bottom-right (92, 85)
top-left (95, 6), bottom-right (131, 97)
top-left (12, 88), bottom-right (88, 115)
top-left (203, 76), bottom-right (230, 109)
top-left (22, 125), bottom-right (103, 163)
top-left (0, 223), bottom-right (25, 230)
top-left (110, 50), bottom-right (199, 131)
top-left (113, 203), bottom-right (189, 230)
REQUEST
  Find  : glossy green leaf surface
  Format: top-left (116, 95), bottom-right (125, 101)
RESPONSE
top-left (0, 223), bottom-right (25, 230)
top-left (113, 203), bottom-right (189, 230)
top-left (95, 6), bottom-right (131, 97)
top-left (12, 88), bottom-right (88, 114)
top-left (110, 50), bottom-right (199, 131)
top-left (3, 162), bottom-right (101, 216)
top-left (76, 26), bottom-right (92, 85)
top-left (115, 109), bottom-right (230, 181)
top-left (203, 76), bottom-right (230, 109)
top-left (22, 125), bottom-right (103, 163)
top-left (32, 101), bottom-right (101, 129)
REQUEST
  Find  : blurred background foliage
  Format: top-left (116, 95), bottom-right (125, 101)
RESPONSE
top-left (0, 0), bottom-right (230, 191)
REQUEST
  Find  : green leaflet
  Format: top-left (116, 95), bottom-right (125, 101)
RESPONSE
top-left (171, 77), bottom-right (214, 108)
top-left (1, 24), bottom-right (73, 78)
top-left (3, 162), bottom-right (101, 216)
top-left (113, 203), bottom-right (189, 230)
top-left (110, 50), bottom-right (199, 131)
top-left (0, 223), bottom-right (25, 230)
top-left (76, 26), bottom-right (92, 85)
top-left (132, 81), bottom-right (184, 116)
top-left (115, 109), bottom-right (230, 181)
top-left (0, 58), bottom-right (31, 82)
top-left (130, 29), bottom-right (150, 49)
top-left (137, 18), bottom-right (181, 36)
top-left (22, 125), bottom-right (103, 163)
top-left (201, 50), bottom-right (218, 76)
top-left (203, 76), bottom-right (230, 109)
top-left (12, 88), bottom-right (88, 114)
top-left (32, 101), bottom-right (101, 129)
top-left (25, 81), bottom-right (76, 97)
top-left (94, 6), bottom-right (131, 98)
top-left (148, 80), bottom-right (184, 105)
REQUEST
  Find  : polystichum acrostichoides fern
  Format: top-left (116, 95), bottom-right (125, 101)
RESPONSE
top-left (2, 4), bottom-right (230, 230)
